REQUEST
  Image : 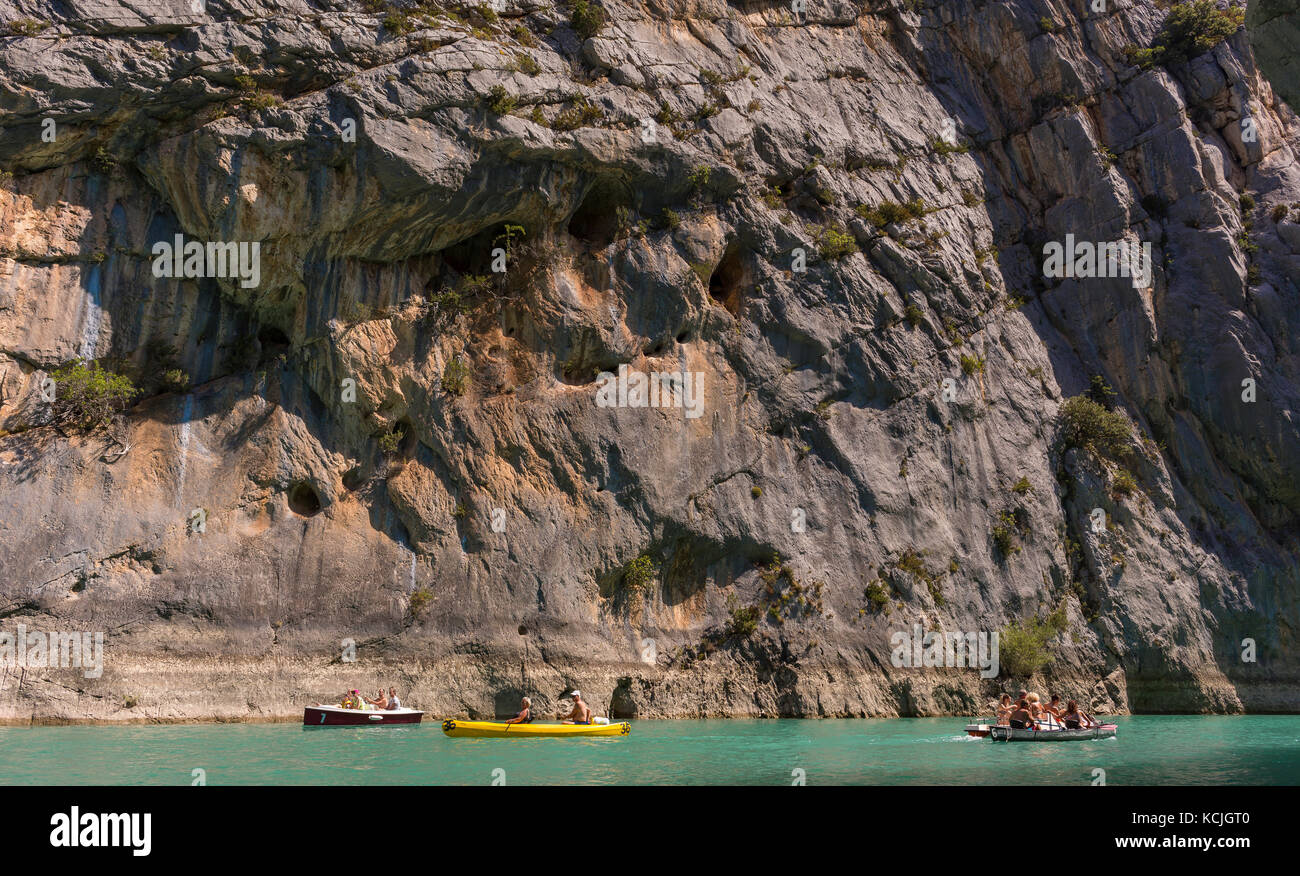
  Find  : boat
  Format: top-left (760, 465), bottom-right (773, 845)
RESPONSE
top-left (441, 719), bottom-right (631, 738)
top-left (303, 705), bottom-right (424, 726)
top-left (989, 723), bottom-right (1117, 741)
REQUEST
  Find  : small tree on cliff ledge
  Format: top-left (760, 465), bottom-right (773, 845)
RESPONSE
top-left (50, 360), bottom-right (139, 431)
top-left (1057, 395), bottom-right (1131, 460)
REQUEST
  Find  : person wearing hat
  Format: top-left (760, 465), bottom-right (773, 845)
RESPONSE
top-left (560, 690), bottom-right (592, 725)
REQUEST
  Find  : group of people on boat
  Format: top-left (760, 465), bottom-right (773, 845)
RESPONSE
top-left (994, 690), bottom-right (1098, 730)
top-left (504, 690), bottom-right (594, 725)
top-left (319, 686), bottom-right (403, 711)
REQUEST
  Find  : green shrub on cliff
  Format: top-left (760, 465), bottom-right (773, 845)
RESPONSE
top-left (552, 97), bottom-right (603, 131)
top-left (485, 85), bottom-right (515, 115)
top-left (571, 0), bottom-right (606, 40)
top-left (621, 554), bottom-right (657, 595)
top-left (1058, 395), bottom-right (1131, 458)
top-left (50, 360), bottom-right (139, 430)
top-left (998, 608), bottom-right (1067, 677)
top-left (441, 358), bottom-right (471, 395)
top-left (816, 224), bottom-right (857, 260)
top-left (408, 586), bottom-right (433, 619)
top-left (7, 19), bottom-right (49, 36)
top-left (724, 605), bottom-right (760, 638)
top-left (1124, 1), bottom-right (1244, 70)
top-left (863, 580), bottom-right (891, 612)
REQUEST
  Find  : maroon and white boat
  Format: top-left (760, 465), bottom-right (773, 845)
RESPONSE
top-left (303, 705), bottom-right (424, 726)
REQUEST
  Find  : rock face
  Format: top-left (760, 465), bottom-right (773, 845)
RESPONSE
top-left (1248, 0), bottom-right (1300, 111)
top-left (1, 0), bottom-right (1298, 723)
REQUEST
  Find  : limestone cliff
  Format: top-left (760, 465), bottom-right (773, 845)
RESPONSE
top-left (1, 0), bottom-right (1297, 722)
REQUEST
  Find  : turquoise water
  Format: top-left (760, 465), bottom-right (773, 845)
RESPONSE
top-left (2, 716), bottom-right (1297, 785)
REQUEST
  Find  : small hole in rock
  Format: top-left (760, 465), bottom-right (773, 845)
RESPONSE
top-left (342, 467), bottom-right (365, 491)
top-left (288, 481), bottom-right (322, 517)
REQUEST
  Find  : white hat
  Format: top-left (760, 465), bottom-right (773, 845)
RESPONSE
top-left (568, 690), bottom-right (581, 698)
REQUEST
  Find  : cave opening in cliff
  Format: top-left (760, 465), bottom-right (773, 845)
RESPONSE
top-left (287, 481), bottom-right (322, 517)
top-left (709, 244), bottom-right (748, 317)
top-left (568, 179), bottom-right (632, 251)
top-left (392, 418), bottom-right (418, 458)
top-left (342, 467), bottom-right (365, 491)
top-left (257, 325), bottom-right (290, 362)
top-left (440, 224), bottom-right (511, 277)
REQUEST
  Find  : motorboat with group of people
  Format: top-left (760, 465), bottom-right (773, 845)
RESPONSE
top-left (303, 686), bottom-right (425, 725)
top-left (965, 691), bottom-right (1117, 741)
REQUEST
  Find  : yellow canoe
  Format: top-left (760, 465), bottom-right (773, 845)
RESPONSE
top-left (441, 719), bottom-right (631, 738)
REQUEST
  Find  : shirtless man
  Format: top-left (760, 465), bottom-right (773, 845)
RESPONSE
top-left (364, 688), bottom-right (389, 710)
top-left (1008, 699), bottom-right (1033, 729)
top-left (560, 690), bottom-right (592, 724)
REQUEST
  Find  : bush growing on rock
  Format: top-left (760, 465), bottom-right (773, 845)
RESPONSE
top-left (816, 224), bottom-right (856, 259)
top-left (724, 605), bottom-right (760, 638)
top-left (485, 85), bottom-right (515, 115)
top-left (50, 360), bottom-right (139, 430)
top-left (1124, 0), bottom-right (1244, 70)
top-left (863, 581), bottom-right (891, 613)
top-left (991, 510), bottom-right (1023, 559)
top-left (1058, 395), bottom-right (1131, 458)
top-left (998, 607), bottom-right (1067, 677)
top-left (960, 353), bottom-right (985, 376)
top-left (441, 358), bottom-right (471, 395)
top-left (571, 0), bottom-right (606, 40)
top-left (552, 97), bottom-right (603, 131)
top-left (8, 19), bottom-right (50, 36)
top-left (1111, 468), bottom-right (1138, 498)
top-left (408, 586), bottom-right (433, 619)
top-left (621, 554), bottom-right (657, 596)
top-left (855, 198), bottom-right (927, 228)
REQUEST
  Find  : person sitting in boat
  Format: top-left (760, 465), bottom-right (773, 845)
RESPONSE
top-left (994, 694), bottom-right (1013, 725)
top-left (386, 687), bottom-right (402, 710)
top-left (1032, 702), bottom-right (1062, 730)
top-left (1008, 699), bottom-right (1033, 729)
top-left (560, 690), bottom-right (593, 725)
top-left (504, 696), bottom-right (533, 725)
top-left (1044, 694), bottom-right (1065, 720)
top-left (365, 689), bottom-right (389, 710)
top-left (1061, 700), bottom-right (1096, 729)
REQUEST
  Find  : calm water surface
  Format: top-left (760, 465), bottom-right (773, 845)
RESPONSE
top-left (2, 716), bottom-right (1297, 785)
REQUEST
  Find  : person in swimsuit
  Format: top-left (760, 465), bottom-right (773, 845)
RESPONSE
top-left (1043, 694), bottom-right (1064, 720)
top-left (560, 690), bottom-right (592, 724)
top-left (1008, 699), bottom-right (1033, 729)
top-left (365, 688), bottom-right (389, 710)
top-left (994, 694), bottom-right (1013, 725)
top-left (505, 696), bottom-right (532, 724)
